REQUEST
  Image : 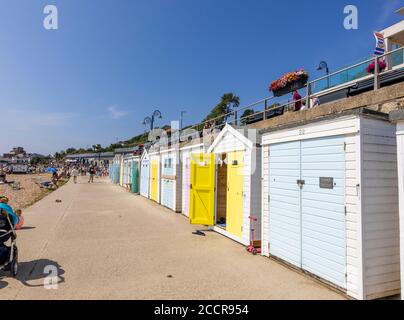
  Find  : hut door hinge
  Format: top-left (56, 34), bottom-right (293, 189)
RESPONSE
top-left (344, 206), bottom-right (347, 216)
top-left (268, 195), bottom-right (270, 202)
top-left (344, 142), bottom-right (347, 152)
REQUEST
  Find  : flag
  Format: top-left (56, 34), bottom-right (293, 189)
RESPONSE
top-left (374, 32), bottom-right (385, 56)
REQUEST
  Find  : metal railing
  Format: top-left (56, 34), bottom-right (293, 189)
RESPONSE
top-left (176, 46), bottom-right (404, 140)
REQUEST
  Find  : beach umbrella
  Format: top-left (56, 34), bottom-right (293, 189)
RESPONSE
top-left (46, 167), bottom-right (57, 174)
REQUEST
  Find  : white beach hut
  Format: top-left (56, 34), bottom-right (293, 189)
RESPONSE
top-left (140, 149), bottom-right (150, 198)
top-left (188, 124), bottom-right (262, 247)
top-left (160, 146), bottom-right (182, 212)
top-left (261, 108), bottom-right (400, 300)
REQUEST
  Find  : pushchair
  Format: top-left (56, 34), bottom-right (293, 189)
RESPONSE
top-left (0, 210), bottom-right (18, 277)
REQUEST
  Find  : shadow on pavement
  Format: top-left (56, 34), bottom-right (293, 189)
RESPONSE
top-left (0, 259), bottom-right (65, 289)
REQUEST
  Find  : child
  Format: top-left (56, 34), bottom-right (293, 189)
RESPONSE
top-left (15, 209), bottom-right (24, 230)
top-left (0, 196), bottom-right (20, 227)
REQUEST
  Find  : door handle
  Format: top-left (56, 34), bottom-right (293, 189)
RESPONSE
top-left (297, 179), bottom-right (305, 188)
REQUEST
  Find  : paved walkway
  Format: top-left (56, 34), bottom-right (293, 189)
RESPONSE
top-left (0, 176), bottom-right (345, 299)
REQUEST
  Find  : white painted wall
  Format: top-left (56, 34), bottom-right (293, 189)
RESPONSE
top-left (210, 129), bottom-right (246, 154)
top-left (249, 145), bottom-right (262, 241)
top-left (345, 134), bottom-right (362, 299)
top-left (396, 121), bottom-right (404, 300)
top-left (360, 118), bottom-right (400, 300)
top-left (261, 144), bottom-right (270, 257)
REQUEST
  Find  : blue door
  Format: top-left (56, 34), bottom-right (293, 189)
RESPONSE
top-left (162, 179), bottom-right (175, 210)
top-left (301, 136), bottom-right (346, 289)
top-left (269, 136), bottom-right (346, 289)
top-left (114, 164), bottom-right (120, 184)
top-left (269, 141), bottom-right (302, 267)
top-left (161, 156), bottom-right (175, 210)
top-left (140, 160), bottom-right (150, 197)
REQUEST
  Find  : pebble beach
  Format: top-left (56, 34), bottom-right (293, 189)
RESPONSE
top-left (0, 173), bottom-right (53, 210)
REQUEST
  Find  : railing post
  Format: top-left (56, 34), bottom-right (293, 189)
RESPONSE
top-left (306, 83), bottom-right (311, 109)
top-left (234, 110), bottom-right (238, 126)
top-left (374, 56), bottom-right (380, 91)
top-left (263, 99), bottom-right (268, 120)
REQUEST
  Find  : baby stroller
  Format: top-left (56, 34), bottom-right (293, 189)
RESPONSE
top-left (0, 210), bottom-right (18, 277)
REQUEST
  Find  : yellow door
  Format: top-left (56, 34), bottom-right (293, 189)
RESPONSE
top-left (226, 151), bottom-right (244, 238)
top-left (189, 153), bottom-right (215, 226)
top-left (151, 161), bottom-right (158, 202)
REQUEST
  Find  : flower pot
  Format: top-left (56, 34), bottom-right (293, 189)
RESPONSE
top-left (272, 76), bottom-right (308, 97)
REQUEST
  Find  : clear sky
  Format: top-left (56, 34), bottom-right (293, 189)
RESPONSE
top-left (0, 0), bottom-right (402, 155)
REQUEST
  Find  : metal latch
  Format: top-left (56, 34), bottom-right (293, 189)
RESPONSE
top-left (297, 179), bottom-right (305, 189)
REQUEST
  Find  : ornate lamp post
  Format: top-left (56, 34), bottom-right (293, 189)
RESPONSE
top-left (317, 61), bottom-right (330, 89)
top-left (143, 110), bottom-right (162, 131)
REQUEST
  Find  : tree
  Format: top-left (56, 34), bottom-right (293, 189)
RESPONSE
top-left (240, 109), bottom-right (255, 125)
top-left (92, 144), bottom-right (102, 152)
top-left (65, 147), bottom-right (77, 154)
top-left (204, 93), bottom-right (240, 127)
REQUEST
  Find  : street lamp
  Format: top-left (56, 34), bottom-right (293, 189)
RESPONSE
top-left (317, 61), bottom-right (330, 89)
top-left (143, 110), bottom-right (162, 131)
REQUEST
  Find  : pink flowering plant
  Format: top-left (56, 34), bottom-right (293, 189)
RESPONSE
top-left (366, 59), bottom-right (387, 74)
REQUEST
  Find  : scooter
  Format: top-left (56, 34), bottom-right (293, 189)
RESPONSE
top-left (246, 215), bottom-right (261, 255)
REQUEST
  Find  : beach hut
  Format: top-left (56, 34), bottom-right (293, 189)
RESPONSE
top-left (160, 147), bottom-right (182, 212)
top-left (140, 149), bottom-right (150, 198)
top-left (149, 149), bottom-right (161, 203)
top-left (189, 124), bottom-right (262, 246)
top-left (261, 108), bottom-right (400, 299)
top-left (111, 154), bottom-right (121, 184)
top-left (122, 154), bottom-right (140, 193)
top-left (390, 109), bottom-right (404, 301)
top-left (122, 157), bottom-right (130, 188)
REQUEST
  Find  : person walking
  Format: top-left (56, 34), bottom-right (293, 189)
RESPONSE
top-left (51, 170), bottom-right (59, 189)
top-left (71, 166), bottom-right (79, 184)
top-left (88, 166), bottom-right (95, 183)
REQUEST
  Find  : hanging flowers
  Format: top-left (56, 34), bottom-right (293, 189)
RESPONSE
top-left (269, 69), bottom-right (309, 97)
top-left (366, 59), bottom-right (387, 74)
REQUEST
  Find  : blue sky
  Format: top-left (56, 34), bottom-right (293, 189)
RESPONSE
top-left (0, 0), bottom-right (402, 155)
